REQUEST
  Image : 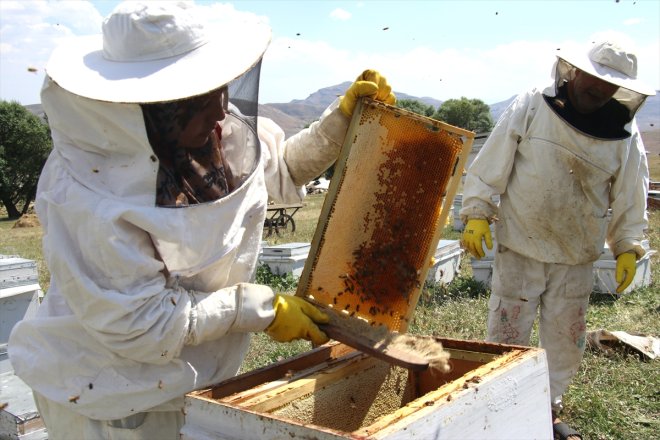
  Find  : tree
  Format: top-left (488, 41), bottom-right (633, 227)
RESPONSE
top-left (396, 99), bottom-right (435, 117)
top-left (432, 97), bottom-right (494, 133)
top-left (0, 101), bottom-right (52, 219)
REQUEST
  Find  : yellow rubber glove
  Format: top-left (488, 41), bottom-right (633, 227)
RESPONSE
top-left (461, 218), bottom-right (493, 259)
top-left (339, 69), bottom-right (396, 117)
top-left (266, 294), bottom-right (329, 345)
top-left (615, 251), bottom-right (636, 293)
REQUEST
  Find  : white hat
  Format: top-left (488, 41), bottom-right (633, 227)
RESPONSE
top-left (45, 1), bottom-right (271, 103)
top-left (558, 40), bottom-right (655, 96)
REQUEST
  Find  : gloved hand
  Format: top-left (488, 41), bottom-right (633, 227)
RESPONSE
top-left (339, 69), bottom-right (396, 117)
top-left (461, 218), bottom-right (492, 259)
top-left (266, 294), bottom-right (329, 345)
top-left (615, 251), bottom-right (636, 293)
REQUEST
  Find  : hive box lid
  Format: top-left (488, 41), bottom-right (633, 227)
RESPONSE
top-left (0, 257), bottom-right (38, 290)
top-left (261, 243), bottom-right (311, 258)
top-left (0, 371), bottom-right (47, 439)
top-left (434, 240), bottom-right (461, 257)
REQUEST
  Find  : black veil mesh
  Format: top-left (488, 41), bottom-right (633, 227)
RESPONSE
top-left (227, 58), bottom-right (262, 134)
top-left (553, 58), bottom-right (647, 122)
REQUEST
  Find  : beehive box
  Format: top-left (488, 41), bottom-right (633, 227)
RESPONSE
top-left (0, 256), bottom-right (47, 440)
top-left (593, 240), bottom-right (654, 295)
top-left (259, 243), bottom-right (311, 278)
top-left (426, 240), bottom-right (463, 284)
top-left (184, 100), bottom-right (552, 437)
top-left (182, 339), bottom-right (551, 439)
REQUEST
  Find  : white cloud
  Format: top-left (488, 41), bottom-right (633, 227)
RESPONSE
top-left (623, 18), bottom-right (642, 26)
top-left (0, 0), bottom-right (103, 104)
top-left (330, 8), bottom-right (352, 21)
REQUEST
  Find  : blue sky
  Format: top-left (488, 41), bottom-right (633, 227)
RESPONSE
top-left (1, 0), bottom-right (658, 106)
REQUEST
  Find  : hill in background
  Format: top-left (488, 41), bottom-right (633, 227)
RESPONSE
top-left (263, 84), bottom-right (659, 139)
top-left (24, 84), bottom-right (658, 148)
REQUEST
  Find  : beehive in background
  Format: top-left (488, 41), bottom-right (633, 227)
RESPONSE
top-left (297, 98), bottom-right (474, 331)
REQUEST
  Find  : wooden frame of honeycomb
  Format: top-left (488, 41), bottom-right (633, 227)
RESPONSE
top-left (296, 98), bottom-right (474, 331)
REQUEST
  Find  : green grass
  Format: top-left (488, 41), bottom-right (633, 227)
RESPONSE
top-left (2, 194), bottom-right (659, 439)
top-left (251, 195), bottom-right (660, 440)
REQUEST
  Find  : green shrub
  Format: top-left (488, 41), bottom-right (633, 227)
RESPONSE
top-left (255, 264), bottom-right (298, 292)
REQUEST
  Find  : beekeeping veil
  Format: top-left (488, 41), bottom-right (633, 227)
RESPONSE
top-left (41, 1), bottom-right (271, 206)
top-left (552, 40), bottom-right (655, 122)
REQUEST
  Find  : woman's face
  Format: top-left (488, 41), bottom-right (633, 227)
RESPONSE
top-left (178, 87), bottom-right (228, 148)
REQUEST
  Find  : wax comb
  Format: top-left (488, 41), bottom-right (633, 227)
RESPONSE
top-left (297, 98), bottom-right (473, 336)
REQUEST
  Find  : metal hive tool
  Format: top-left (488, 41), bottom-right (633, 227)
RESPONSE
top-left (297, 98), bottom-right (474, 338)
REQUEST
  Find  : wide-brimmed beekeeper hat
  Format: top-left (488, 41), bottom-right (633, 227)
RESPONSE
top-left (558, 40), bottom-right (655, 96)
top-left (45, 1), bottom-right (271, 103)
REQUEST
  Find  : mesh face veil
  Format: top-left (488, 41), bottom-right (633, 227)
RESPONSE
top-left (141, 60), bottom-right (262, 207)
top-left (553, 58), bottom-right (647, 122)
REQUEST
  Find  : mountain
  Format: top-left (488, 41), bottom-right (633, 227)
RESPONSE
top-left (263, 85), bottom-right (660, 140)
top-left (637, 92), bottom-right (660, 132)
top-left (264, 82), bottom-right (444, 137)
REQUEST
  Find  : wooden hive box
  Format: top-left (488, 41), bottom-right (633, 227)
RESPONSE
top-left (182, 340), bottom-right (551, 439)
top-left (183, 99), bottom-right (552, 438)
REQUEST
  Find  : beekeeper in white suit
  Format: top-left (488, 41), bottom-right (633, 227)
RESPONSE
top-left (460, 38), bottom-right (653, 439)
top-left (8, 2), bottom-right (395, 438)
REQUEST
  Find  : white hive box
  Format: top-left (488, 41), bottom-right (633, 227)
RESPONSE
top-left (259, 243), bottom-right (310, 278)
top-left (452, 194), bottom-right (463, 231)
top-left (471, 240), bottom-right (654, 295)
top-left (0, 256), bottom-right (47, 440)
top-left (426, 240), bottom-right (463, 284)
top-left (1, 257), bottom-right (43, 373)
top-left (182, 339), bottom-right (552, 440)
top-left (0, 372), bottom-right (47, 440)
top-left (0, 257), bottom-right (38, 290)
top-left (471, 258), bottom-right (494, 287)
top-left (469, 224), bottom-right (497, 287)
top-left (593, 240), bottom-right (654, 295)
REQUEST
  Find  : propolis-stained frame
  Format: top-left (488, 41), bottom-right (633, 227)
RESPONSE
top-left (296, 98), bottom-right (474, 331)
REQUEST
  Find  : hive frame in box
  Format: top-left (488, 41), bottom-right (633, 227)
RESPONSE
top-left (296, 98), bottom-right (474, 332)
top-left (182, 339), bottom-right (552, 439)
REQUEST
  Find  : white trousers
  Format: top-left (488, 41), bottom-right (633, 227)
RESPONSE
top-left (486, 246), bottom-right (593, 412)
top-left (34, 393), bottom-right (184, 440)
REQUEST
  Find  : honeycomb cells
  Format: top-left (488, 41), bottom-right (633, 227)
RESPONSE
top-left (301, 100), bottom-right (466, 331)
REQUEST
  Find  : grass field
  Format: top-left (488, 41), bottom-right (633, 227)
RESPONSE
top-left (1, 192), bottom-right (658, 439)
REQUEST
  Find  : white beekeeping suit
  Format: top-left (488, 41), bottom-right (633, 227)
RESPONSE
top-left (460, 39), bottom-right (653, 423)
top-left (7, 2), bottom-right (395, 438)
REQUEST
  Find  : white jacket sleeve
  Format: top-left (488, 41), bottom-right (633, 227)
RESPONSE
top-left (258, 99), bottom-right (349, 203)
top-left (283, 99), bottom-right (350, 186)
top-left (607, 121), bottom-right (650, 258)
top-left (38, 190), bottom-right (276, 364)
top-left (460, 91), bottom-right (535, 223)
top-left (185, 283), bottom-right (275, 346)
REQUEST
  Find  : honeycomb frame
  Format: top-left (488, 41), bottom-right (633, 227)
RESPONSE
top-left (296, 98), bottom-right (474, 332)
